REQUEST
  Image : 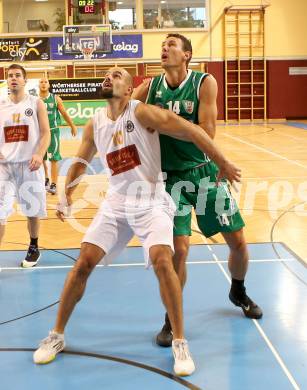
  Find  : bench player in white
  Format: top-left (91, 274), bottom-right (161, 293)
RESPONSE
top-left (0, 64), bottom-right (50, 267)
top-left (33, 67), bottom-right (241, 376)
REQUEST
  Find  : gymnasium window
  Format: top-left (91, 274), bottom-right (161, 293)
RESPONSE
top-left (143, 0), bottom-right (207, 29)
top-left (108, 1), bottom-right (136, 30)
top-left (2, 0), bottom-right (65, 33)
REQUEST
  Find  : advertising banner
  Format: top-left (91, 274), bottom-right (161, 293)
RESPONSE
top-left (61, 101), bottom-right (107, 126)
top-left (49, 79), bottom-right (103, 100)
top-left (0, 79), bottom-right (106, 126)
top-left (0, 37), bottom-right (50, 61)
top-left (50, 34), bottom-right (143, 60)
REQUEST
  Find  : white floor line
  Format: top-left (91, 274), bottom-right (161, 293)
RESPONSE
top-left (223, 133), bottom-right (307, 169)
top-left (0, 258), bottom-right (295, 271)
top-left (191, 220), bottom-right (300, 390)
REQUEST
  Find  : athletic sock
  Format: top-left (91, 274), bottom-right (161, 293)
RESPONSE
top-left (230, 278), bottom-right (246, 298)
top-left (30, 237), bottom-right (38, 248)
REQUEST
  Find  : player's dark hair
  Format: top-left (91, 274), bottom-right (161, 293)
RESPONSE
top-left (7, 64), bottom-right (27, 79)
top-left (166, 33), bottom-right (193, 66)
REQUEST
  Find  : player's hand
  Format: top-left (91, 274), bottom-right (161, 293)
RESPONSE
top-left (71, 125), bottom-right (77, 137)
top-left (29, 154), bottom-right (43, 171)
top-left (217, 160), bottom-right (241, 184)
top-left (56, 193), bottom-right (72, 222)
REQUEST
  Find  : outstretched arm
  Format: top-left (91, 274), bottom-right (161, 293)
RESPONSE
top-left (57, 119), bottom-right (97, 221)
top-left (135, 102), bottom-right (241, 183)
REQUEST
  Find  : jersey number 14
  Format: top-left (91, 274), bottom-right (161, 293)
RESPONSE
top-left (166, 100), bottom-right (180, 115)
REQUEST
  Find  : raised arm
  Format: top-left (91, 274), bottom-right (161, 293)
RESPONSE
top-left (131, 78), bottom-right (151, 103)
top-left (135, 102), bottom-right (241, 183)
top-left (57, 119), bottom-right (97, 221)
top-left (30, 98), bottom-right (50, 171)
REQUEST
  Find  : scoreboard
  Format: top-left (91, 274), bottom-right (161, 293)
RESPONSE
top-left (78, 0), bottom-right (95, 14)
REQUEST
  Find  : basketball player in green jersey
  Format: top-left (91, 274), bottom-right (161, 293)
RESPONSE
top-left (133, 34), bottom-right (262, 347)
top-left (39, 77), bottom-right (77, 195)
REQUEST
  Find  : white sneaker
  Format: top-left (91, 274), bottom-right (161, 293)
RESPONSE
top-left (33, 330), bottom-right (65, 364)
top-left (172, 339), bottom-right (195, 376)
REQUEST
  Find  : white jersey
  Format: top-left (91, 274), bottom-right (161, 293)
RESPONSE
top-left (0, 94), bottom-right (40, 163)
top-left (93, 99), bottom-right (164, 196)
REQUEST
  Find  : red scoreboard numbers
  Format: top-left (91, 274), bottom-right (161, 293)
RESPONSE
top-left (78, 0), bottom-right (95, 14)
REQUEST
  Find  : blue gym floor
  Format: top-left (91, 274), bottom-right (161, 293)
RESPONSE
top-left (0, 243), bottom-right (306, 390)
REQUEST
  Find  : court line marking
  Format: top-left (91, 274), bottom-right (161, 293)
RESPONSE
top-left (192, 220), bottom-right (300, 390)
top-left (0, 258), bottom-right (295, 271)
top-left (223, 133), bottom-right (307, 169)
top-left (0, 348), bottom-right (201, 390)
top-left (279, 242), bottom-right (307, 269)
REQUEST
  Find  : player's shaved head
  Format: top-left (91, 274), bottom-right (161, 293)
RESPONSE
top-left (102, 67), bottom-right (133, 99)
top-left (106, 67), bottom-right (133, 86)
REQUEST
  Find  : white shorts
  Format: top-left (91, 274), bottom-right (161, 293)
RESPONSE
top-left (82, 191), bottom-right (176, 267)
top-left (0, 161), bottom-right (46, 223)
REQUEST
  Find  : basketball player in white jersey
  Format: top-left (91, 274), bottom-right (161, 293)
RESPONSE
top-left (0, 64), bottom-right (50, 267)
top-left (33, 67), bottom-right (241, 376)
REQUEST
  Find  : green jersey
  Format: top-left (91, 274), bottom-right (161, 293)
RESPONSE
top-left (43, 93), bottom-right (61, 129)
top-left (146, 69), bottom-right (209, 171)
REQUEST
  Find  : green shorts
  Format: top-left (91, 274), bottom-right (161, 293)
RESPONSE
top-left (44, 127), bottom-right (62, 161)
top-left (165, 161), bottom-right (245, 237)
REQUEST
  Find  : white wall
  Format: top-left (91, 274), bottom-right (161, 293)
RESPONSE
top-left (3, 1), bottom-right (64, 33)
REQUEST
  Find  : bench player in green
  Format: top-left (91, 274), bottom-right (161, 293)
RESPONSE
top-left (133, 33), bottom-right (263, 347)
top-left (39, 77), bottom-right (77, 195)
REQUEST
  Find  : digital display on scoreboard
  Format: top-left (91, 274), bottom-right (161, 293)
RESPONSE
top-left (78, 0), bottom-right (95, 14)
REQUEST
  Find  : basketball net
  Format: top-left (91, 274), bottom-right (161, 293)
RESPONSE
top-left (81, 47), bottom-right (95, 60)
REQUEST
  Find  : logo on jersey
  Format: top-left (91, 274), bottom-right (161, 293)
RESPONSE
top-left (4, 125), bottom-right (29, 143)
top-left (125, 120), bottom-right (134, 132)
top-left (182, 100), bottom-right (194, 114)
top-left (49, 103), bottom-right (54, 108)
top-left (106, 144), bottom-right (141, 176)
top-left (155, 90), bottom-right (162, 98)
top-left (25, 108), bottom-right (33, 117)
